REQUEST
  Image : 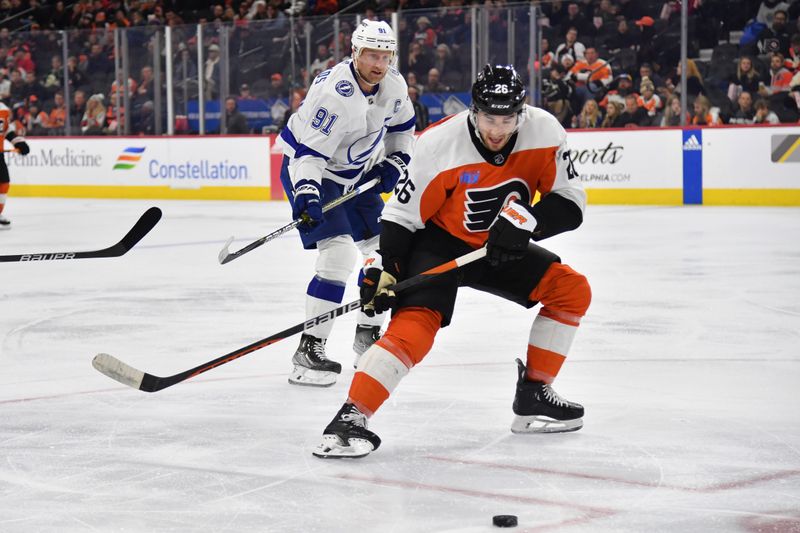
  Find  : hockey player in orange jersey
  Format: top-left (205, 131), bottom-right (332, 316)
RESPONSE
top-left (313, 65), bottom-right (591, 459)
top-left (0, 101), bottom-right (31, 229)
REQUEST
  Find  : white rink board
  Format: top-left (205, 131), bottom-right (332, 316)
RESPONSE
top-left (702, 126), bottom-right (800, 188)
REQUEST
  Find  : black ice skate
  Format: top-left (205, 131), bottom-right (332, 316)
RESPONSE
top-left (511, 358), bottom-right (584, 433)
top-left (288, 333), bottom-right (342, 387)
top-left (0, 215), bottom-right (10, 230)
top-left (313, 403), bottom-right (381, 459)
top-left (352, 325), bottom-right (381, 368)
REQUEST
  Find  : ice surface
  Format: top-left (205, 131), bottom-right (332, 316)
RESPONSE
top-left (1, 198), bottom-right (799, 532)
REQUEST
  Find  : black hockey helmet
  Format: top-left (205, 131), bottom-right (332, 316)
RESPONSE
top-left (471, 64), bottom-right (526, 116)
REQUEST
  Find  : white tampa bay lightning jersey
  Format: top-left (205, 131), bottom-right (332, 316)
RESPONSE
top-left (276, 59), bottom-right (416, 188)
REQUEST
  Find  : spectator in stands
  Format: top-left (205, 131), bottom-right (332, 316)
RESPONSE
top-left (42, 55), bottom-right (63, 97)
top-left (23, 72), bottom-right (46, 104)
top-left (0, 69), bottom-right (9, 101)
top-left (406, 71), bottom-right (424, 95)
top-left (543, 63), bottom-right (574, 128)
top-left (238, 83), bottom-right (256, 101)
top-left (606, 19), bottom-right (641, 53)
top-left (279, 88), bottom-right (306, 132)
top-left (24, 98), bottom-right (50, 136)
top-left (638, 77), bottom-right (662, 117)
top-left (666, 59), bottom-right (705, 99)
top-left (433, 43), bottom-right (461, 90)
top-left (538, 37), bottom-right (555, 74)
top-left (758, 9), bottom-right (791, 56)
top-left (413, 16), bottom-right (437, 48)
top-left (729, 91), bottom-right (756, 124)
top-left (601, 100), bottom-right (625, 127)
top-left (309, 44), bottom-right (333, 78)
top-left (8, 69), bottom-right (25, 104)
top-left (618, 93), bottom-right (649, 127)
top-left (266, 72), bottom-right (285, 99)
top-left (636, 62), bottom-right (664, 91)
top-left (561, 3), bottom-right (594, 38)
top-left (785, 33), bottom-right (800, 72)
top-left (570, 46), bottom-right (612, 106)
top-left (204, 43), bottom-right (221, 100)
top-left (594, 0), bottom-right (618, 31)
top-left (760, 52), bottom-right (794, 95)
top-left (65, 56), bottom-right (86, 92)
top-left (599, 73), bottom-right (636, 109)
top-left (554, 27), bottom-right (586, 64)
top-left (753, 97), bottom-right (781, 123)
top-left (135, 66), bottom-right (155, 108)
top-left (81, 93), bottom-right (106, 134)
top-left (223, 97), bottom-right (249, 134)
top-left (408, 85), bottom-right (429, 132)
top-left (691, 94), bottom-right (722, 125)
top-left (425, 68), bottom-right (451, 93)
top-left (48, 91), bottom-right (67, 135)
top-left (756, 0), bottom-right (791, 26)
top-left (70, 90), bottom-right (87, 134)
top-left (728, 56), bottom-right (764, 102)
top-left (407, 41), bottom-right (433, 81)
top-left (660, 95), bottom-right (686, 126)
top-left (575, 98), bottom-right (603, 128)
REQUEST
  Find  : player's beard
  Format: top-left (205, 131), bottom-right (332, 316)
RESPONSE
top-left (480, 131), bottom-right (512, 151)
top-left (355, 59), bottom-right (387, 86)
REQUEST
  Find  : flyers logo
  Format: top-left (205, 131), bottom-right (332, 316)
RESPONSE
top-left (463, 178), bottom-right (531, 232)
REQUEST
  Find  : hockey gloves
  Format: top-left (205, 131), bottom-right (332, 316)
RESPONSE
top-left (365, 152), bottom-right (410, 194)
top-left (486, 201), bottom-right (537, 266)
top-left (291, 179), bottom-right (323, 232)
top-left (8, 133), bottom-right (30, 155)
top-left (360, 252), bottom-right (401, 316)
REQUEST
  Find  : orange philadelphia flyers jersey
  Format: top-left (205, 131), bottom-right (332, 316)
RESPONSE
top-left (0, 103), bottom-right (12, 137)
top-left (382, 106), bottom-right (586, 248)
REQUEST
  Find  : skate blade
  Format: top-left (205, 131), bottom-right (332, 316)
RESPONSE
top-left (288, 365), bottom-right (337, 387)
top-left (511, 415), bottom-right (583, 434)
top-left (312, 435), bottom-right (374, 459)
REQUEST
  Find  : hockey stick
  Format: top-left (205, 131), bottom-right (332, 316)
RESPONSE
top-left (0, 207), bottom-right (162, 263)
top-left (218, 178), bottom-right (381, 265)
top-left (93, 246), bottom-right (487, 392)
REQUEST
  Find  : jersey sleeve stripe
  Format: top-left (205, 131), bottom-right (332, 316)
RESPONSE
top-left (328, 165), bottom-right (366, 180)
top-left (280, 127), bottom-right (331, 161)
top-left (386, 116), bottom-right (416, 133)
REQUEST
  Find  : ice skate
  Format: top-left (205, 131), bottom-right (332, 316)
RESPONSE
top-left (288, 334), bottom-right (341, 387)
top-left (511, 358), bottom-right (584, 433)
top-left (0, 215), bottom-right (10, 230)
top-left (313, 403), bottom-right (381, 459)
top-left (352, 325), bottom-right (381, 368)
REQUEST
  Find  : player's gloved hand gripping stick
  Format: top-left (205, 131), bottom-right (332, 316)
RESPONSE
top-left (217, 177), bottom-right (381, 265)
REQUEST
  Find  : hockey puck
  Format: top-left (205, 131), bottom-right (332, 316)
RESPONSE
top-left (492, 515), bottom-right (518, 528)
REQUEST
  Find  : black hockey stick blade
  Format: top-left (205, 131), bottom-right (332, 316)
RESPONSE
top-left (0, 207), bottom-right (162, 263)
top-left (93, 247), bottom-right (487, 393)
top-left (218, 178), bottom-right (380, 265)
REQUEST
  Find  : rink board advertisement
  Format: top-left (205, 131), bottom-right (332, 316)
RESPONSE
top-left (702, 126), bottom-right (800, 205)
top-left (567, 129), bottom-right (684, 205)
top-left (6, 125), bottom-right (800, 205)
top-left (6, 137), bottom-right (271, 201)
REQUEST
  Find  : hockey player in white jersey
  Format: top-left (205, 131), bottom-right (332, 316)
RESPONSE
top-left (313, 65), bottom-right (591, 458)
top-left (276, 20), bottom-right (416, 387)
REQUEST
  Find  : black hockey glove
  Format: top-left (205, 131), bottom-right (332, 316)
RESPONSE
top-left (485, 201), bottom-right (538, 266)
top-left (291, 179), bottom-right (323, 232)
top-left (9, 134), bottom-right (30, 155)
top-left (360, 251), bottom-right (402, 316)
top-left (364, 152), bottom-right (410, 193)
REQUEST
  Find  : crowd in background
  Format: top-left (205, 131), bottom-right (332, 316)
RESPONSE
top-left (1, 0), bottom-right (799, 136)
